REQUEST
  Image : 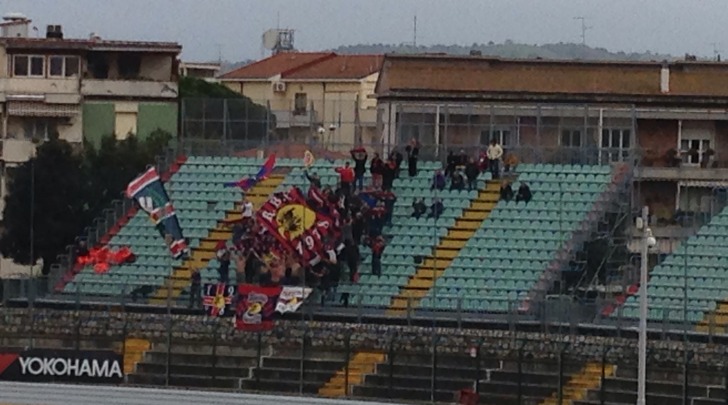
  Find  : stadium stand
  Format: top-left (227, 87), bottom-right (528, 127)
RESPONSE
top-left (418, 163), bottom-right (617, 313)
top-left (613, 205), bottom-right (728, 328)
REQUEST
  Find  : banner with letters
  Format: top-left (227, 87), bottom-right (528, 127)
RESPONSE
top-left (0, 349), bottom-right (123, 383)
top-left (256, 187), bottom-right (336, 264)
top-left (202, 283), bottom-right (236, 317)
top-left (276, 286), bottom-right (312, 314)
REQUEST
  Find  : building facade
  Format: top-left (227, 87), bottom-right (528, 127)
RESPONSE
top-left (0, 14), bottom-right (180, 276)
top-left (219, 52), bottom-right (382, 148)
top-left (375, 54), bottom-right (728, 229)
top-left (0, 14), bottom-right (180, 165)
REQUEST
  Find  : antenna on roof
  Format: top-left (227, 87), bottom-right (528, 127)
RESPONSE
top-left (413, 14), bottom-right (417, 48)
top-left (574, 16), bottom-right (592, 46)
top-left (710, 42), bottom-right (721, 61)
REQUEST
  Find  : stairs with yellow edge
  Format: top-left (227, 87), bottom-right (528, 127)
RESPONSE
top-left (121, 338), bottom-right (150, 375)
top-left (540, 362), bottom-right (615, 405)
top-left (696, 301), bottom-right (728, 334)
top-left (387, 180), bottom-right (501, 314)
top-left (149, 173), bottom-right (287, 304)
top-left (318, 351), bottom-right (386, 398)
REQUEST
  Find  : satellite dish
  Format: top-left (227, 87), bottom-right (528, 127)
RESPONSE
top-left (262, 29), bottom-right (280, 50)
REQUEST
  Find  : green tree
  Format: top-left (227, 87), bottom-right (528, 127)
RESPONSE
top-left (0, 130), bottom-right (172, 275)
top-left (179, 77), bottom-right (274, 142)
top-left (83, 129), bottom-right (172, 215)
top-left (0, 136), bottom-right (90, 274)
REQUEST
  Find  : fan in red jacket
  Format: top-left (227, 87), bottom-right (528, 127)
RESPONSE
top-left (335, 162), bottom-right (355, 195)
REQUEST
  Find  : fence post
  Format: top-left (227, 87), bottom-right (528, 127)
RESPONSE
top-left (475, 339), bottom-right (482, 394)
top-left (74, 311), bottom-right (81, 351)
top-left (298, 328), bottom-right (307, 395)
top-left (388, 332), bottom-right (395, 397)
top-left (518, 341), bottom-right (525, 405)
top-left (431, 332), bottom-right (438, 403)
top-left (344, 331), bottom-right (351, 397)
top-left (600, 347), bottom-right (608, 405)
top-left (255, 331), bottom-right (262, 387)
top-left (165, 316), bottom-right (172, 387)
top-left (683, 350), bottom-right (691, 405)
top-left (211, 322), bottom-right (218, 383)
top-left (558, 344), bottom-right (566, 405)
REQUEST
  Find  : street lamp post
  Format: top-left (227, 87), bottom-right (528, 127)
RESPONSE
top-left (637, 205), bottom-right (655, 405)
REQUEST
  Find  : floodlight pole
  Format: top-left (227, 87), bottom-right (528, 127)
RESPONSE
top-left (637, 205), bottom-right (649, 405)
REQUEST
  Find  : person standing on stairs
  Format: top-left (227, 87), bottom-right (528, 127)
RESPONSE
top-left (486, 139), bottom-right (504, 179)
top-left (188, 268), bottom-right (201, 309)
top-left (406, 138), bottom-right (420, 177)
top-left (370, 153), bottom-right (384, 189)
top-left (369, 235), bottom-right (385, 276)
top-left (241, 196), bottom-right (254, 221)
top-left (382, 158), bottom-right (397, 191)
top-left (335, 161), bottom-right (355, 196)
top-left (392, 148), bottom-right (404, 178)
top-left (350, 147), bottom-right (368, 191)
top-left (215, 241), bottom-right (231, 284)
top-left (465, 158), bottom-right (480, 191)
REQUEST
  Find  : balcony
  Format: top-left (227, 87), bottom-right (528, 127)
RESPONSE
top-left (634, 166), bottom-right (728, 182)
top-left (81, 80), bottom-right (178, 99)
top-left (0, 78), bottom-right (80, 103)
top-left (2, 139), bottom-right (36, 163)
top-left (272, 109), bottom-right (319, 128)
top-left (637, 148), bottom-right (728, 181)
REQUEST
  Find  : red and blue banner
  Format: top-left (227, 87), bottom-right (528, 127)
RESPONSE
top-left (202, 283), bottom-right (236, 317)
top-left (224, 154), bottom-right (276, 191)
top-left (256, 187), bottom-right (337, 265)
top-left (235, 284), bottom-right (282, 331)
top-left (125, 167), bottom-right (189, 259)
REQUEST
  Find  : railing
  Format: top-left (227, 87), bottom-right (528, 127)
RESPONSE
top-left (0, 306), bottom-right (727, 405)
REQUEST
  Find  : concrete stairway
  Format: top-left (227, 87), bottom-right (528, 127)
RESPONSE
top-left (387, 180), bottom-right (499, 314)
top-left (149, 174), bottom-right (286, 304)
top-left (318, 351), bottom-right (386, 398)
top-left (540, 362), bottom-right (613, 405)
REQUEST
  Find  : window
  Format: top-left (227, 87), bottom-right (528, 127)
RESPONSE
top-left (22, 119), bottom-right (57, 141)
top-left (480, 128), bottom-right (514, 147)
top-left (29, 56), bottom-right (44, 76)
top-left (561, 129), bottom-right (583, 147)
top-left (681, 139), bottom-right (711, 165)
top-left (13, 55), bottom-right (46, 77)
top-left (294, 93), bottom-right (307, 115)
top-left (117, 53), bottom-right (141, 79)
top-left (601, 128), bottom-right (631, 162)
top-left (49, 56), bottom-right (80, 77)
top-left (13, 55), bottom-right (28, 76)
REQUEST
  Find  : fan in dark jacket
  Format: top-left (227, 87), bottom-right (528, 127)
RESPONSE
top-left (464, 158), bottom-right (480, 190)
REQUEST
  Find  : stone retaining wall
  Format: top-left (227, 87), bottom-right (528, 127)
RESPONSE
top-left (1, 308), bottom-right (725, 369)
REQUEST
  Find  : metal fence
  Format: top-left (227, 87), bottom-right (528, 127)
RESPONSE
top-left (1, 308), bottom-right (726, 405)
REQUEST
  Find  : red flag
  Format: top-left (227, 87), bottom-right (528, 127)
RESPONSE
top-left (235, 284), bottom-right (282, 331)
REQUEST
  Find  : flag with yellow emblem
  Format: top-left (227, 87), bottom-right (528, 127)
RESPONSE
top-left (202, 283), bottom-right (236, 317)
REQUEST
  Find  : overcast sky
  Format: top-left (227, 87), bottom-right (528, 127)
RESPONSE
top-left (3, 0), bottom-right (727, 61)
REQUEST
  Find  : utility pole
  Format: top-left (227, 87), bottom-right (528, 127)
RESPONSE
top-left (574, 16), bottom-right (592, 46)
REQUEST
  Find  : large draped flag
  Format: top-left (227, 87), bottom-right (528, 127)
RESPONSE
top-left (126, 167), bottom-right (189, 259)
top-left (256, 187), bottom-right (337, 265)
top-left (224, 154), bottom-right (276, 191)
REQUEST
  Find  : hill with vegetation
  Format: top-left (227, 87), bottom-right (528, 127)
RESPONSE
top-left (330, 41), bottom-right (677, 61)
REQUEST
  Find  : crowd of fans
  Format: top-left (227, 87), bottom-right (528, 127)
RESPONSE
top-left (187, 138), bottom-right (535, 309)
top-left (188, 140), bottom-right (424, 308)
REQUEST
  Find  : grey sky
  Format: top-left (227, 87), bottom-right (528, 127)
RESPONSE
top-left (3, 0), bottom-right (727, 61)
